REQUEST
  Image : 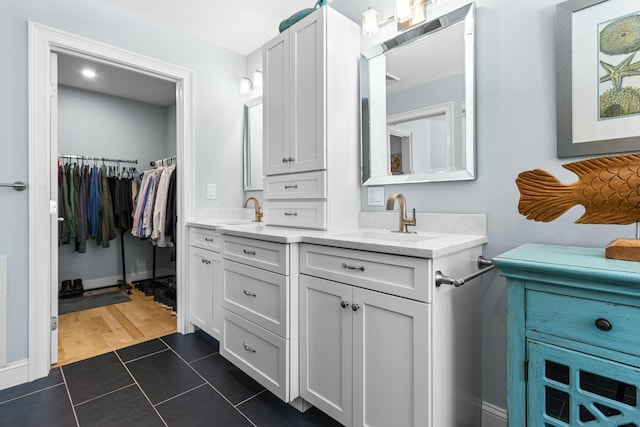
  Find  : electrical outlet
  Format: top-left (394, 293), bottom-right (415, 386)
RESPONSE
top-left (206, 184), bottom-right (217, 199)
top-left (367, 187), bottom-right (385, 206)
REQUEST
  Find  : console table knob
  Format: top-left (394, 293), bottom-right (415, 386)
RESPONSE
top-left (595, 318), bottom-right (612, 332)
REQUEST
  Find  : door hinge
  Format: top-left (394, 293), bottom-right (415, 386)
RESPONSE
top-left (524, 359), bottom-right (529, 382)
top-left (50, 200), bottom-right (57, 215)
top-left (49, 82), bottom-right (57, 98)
top-left (51, 316), bottom-right (58, 331)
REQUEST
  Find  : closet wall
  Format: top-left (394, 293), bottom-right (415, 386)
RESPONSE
top-left (58, 85), bottom-right (176, 290)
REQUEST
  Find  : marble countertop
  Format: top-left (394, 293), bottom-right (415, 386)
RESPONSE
top-left (188, 219), bottom-right (487, 259)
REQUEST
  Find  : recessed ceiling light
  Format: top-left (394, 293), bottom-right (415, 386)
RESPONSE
top-left (81, 69), bottom-right (97, 79)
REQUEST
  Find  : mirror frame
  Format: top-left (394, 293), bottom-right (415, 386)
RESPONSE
top-left (243, 96), bottom-right (264, 191)
top-left (360, 3), bottom-right (476, 185)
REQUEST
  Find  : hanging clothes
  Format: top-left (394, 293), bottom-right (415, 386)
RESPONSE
top-left (97, 165), bottom-right (117, 248)
top-left (164, 167), bottom-right (177, 245)
top-left (88, 164), bottom-right (99, 238)
top-left (58, 161), bottom-right (71, 245)
top-left (151, 164), bottom-right (176, 247)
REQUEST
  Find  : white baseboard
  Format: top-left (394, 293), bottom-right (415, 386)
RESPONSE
top-left (63, 268), bottom-right (175, 291)
top-left (0, 359), bottom-right (29, 391)
top-left (482, 401), bottom-right (507, 427)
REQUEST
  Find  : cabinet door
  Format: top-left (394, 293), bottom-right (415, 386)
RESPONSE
top-left (352, 287), bottom-right (430, 427)
top-left (190, 246), bottom-right (213, 334)
top-left (527, 340), bottom-right (640, 426)
top-left (300, 275), bottom-right (352, 426)
top-left (210, 254), bottom-right (222, 339)
top-left (289, 10), bottom-right (325, 174)
top-left (263, 32), bottom-right (290, 176)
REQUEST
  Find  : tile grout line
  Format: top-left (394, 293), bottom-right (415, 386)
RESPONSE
top-left (234, 389), bottom-right (267, 408)
top-left (114, 350), bottom-right (169, 427)
top-left (158, 336), bottom-right (258, 427)
top-left (72, 383), bottom-right (137, 407)
top-left (0, 382), bottom-right (65, 406)
top-left (59, 366), bottom-right (81, 427)
top-left (122, 347), bottom-right (170, 364)
top-left (153, 382), bottom-right (207, 406)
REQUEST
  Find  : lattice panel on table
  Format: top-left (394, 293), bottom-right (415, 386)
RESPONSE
top-left (527, 340), bottom-right (640, 426)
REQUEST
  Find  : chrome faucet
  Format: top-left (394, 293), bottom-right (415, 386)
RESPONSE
top-left (386, 193), bottom-right (416, 233)
top-left (243, 197), bottom-right (263, 222)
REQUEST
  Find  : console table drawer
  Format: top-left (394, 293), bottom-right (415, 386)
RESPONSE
top-left (300, 243), bottom-right (430, 302)
top-left (222, 260), bottom-right (288, 338)
top-left (526, 290), bottom-right (640, 356)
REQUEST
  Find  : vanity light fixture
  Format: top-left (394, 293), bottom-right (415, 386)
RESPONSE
top-left (395, 0), bottom-right (412, 23)
top-left (252, 70), bottom-right (263, 90)
top-left (240, 77), bottom-right (253, 94)
top-left (240, 70), bottom-right (263, 94)
top-left (362, 7), bottom-right (380, 36)
top-left (81, 68), bottom-right (96, 79)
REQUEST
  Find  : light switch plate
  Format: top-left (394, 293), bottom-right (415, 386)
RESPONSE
top-left (206, 184), bottom-right (217, 199)
top-left (367, 187), bottom-right (385, 206)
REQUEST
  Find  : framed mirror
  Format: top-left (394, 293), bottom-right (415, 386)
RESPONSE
top-left (243, 96), bottom-right (263, 191)
top-left (361, 3), bottom-right (475, 185)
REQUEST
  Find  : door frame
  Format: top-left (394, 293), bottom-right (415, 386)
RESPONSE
top-left (28, 22), bottom-right (194, 380)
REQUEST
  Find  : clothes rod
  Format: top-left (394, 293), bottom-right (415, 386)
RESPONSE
top-left (58, 154), bottom-right (138, 164)
top-left (150, 156), bottom-right (176, 167)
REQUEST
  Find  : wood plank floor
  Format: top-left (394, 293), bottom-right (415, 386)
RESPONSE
top-left (54, 288), bottom-right (177, 367)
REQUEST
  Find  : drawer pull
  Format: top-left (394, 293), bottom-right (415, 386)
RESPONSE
top-left (595, 318), bottom-right (613, 332)
top-left (342, 262), bottom-right (365, 272)
top-left (284, 185), bottom-right (298, 189)
top-left (284, 212), bottom-right (298, 216)
top-left (352, 304), bottom-right (360, 312)
top-left (204, 237), bottom-right (214, 242)
top-left (243, 249), bottom-right (256, 255)
top-left (243, 343), bottom-right (256, 353)
top-left (282, 157), bottom-right (289, 163)
top-left (340, 300), bottom-right (350, 308)
top-left (288, 157), bottom-right (294, 162)
top-left (243, 290), bottom-right (257, 297)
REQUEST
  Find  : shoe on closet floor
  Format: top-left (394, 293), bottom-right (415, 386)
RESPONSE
top-left (70, 278), bottom-right (84, 297)
top-left (59, 280), bottom-right (74, 298)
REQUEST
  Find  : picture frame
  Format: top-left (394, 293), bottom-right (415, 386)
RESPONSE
top-left (556, 0), bottom-right (640, 157)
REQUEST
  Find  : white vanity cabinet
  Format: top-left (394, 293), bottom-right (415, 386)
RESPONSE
top-left (219, 235), bottom-right (299, 402)
top-left (299, 242), bottom-right (482, 427)
top-left (189, 227), bottom-right (223, 340)
top-left (262, 6), bottom-right (360, 230)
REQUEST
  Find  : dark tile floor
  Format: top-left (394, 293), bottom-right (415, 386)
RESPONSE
top-left (0, 331), bottom-right (342, 427)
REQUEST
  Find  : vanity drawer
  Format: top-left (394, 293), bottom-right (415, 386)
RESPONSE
top-left (526, 290), bottom-right (640, 356)
top-left (190, 227), bottom-right (222, 252)
top-left (264, 171), bottom-right (327, 199)
top-left (221, 309), bottom-right (290, 401)
top-left (300, 243), bottom-right (431, 302)
top-left (222, 260), bottom-right (288, 338)
top-left (264, 201), bottom-right (327, 230)
top-left (223, 235), bottom-right (289, 275)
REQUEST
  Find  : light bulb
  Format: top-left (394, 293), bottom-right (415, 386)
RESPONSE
top-left (240, 77), bottom-right (252, 94)
top-left (362, 8), bottom-right (380, 37)
top-left (395, 0), bottom-right (412, 23)
top-left (252, 70), bottom-right (263, 89)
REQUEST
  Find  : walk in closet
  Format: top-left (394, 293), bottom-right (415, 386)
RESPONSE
top-left (55, 52), bottom-right (178, 364)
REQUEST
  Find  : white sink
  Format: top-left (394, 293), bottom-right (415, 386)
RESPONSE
top-left (335, 230), bottom-right (438, 243)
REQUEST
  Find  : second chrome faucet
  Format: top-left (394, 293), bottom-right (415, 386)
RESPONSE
top-left (386, 193), bottom-right (416, 233)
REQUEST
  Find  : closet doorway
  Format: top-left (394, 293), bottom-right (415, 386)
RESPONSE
top-left (28, 23), bottom-right (194, 381)
top-left (54, 52), bottom-right (178, 366)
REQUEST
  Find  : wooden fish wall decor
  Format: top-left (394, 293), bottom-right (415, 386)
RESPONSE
top-left (516, 154), bottom-right (640, 225)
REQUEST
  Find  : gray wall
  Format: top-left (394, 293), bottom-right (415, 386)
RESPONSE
top-left (57, 86), bottom-right (173, 286)
top-left (0, 0), bottom-right (245, 364)
top-left (360, 0), bottom-right (639, 410)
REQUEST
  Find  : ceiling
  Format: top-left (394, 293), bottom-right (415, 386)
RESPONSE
top-left (58, 0), bottom-right (392, 106)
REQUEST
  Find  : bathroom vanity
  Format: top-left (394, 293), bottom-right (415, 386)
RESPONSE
top-left (186, 212), bottom-right (487, 426)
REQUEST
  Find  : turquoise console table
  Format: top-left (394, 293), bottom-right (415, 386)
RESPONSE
top-left (494, 244), bottom-right (640, 426)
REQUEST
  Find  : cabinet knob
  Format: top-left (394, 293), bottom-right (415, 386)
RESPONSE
top-left (352, 304), bottom-right (360, 312)
top-left (595, 318), bottom-right (612, 332)
top-left (282, 157), bottom-right (289, 163)
top-left (340, 300), bottom-right (350, 308)
top-left (288, 157), bottom-right (294, 162)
